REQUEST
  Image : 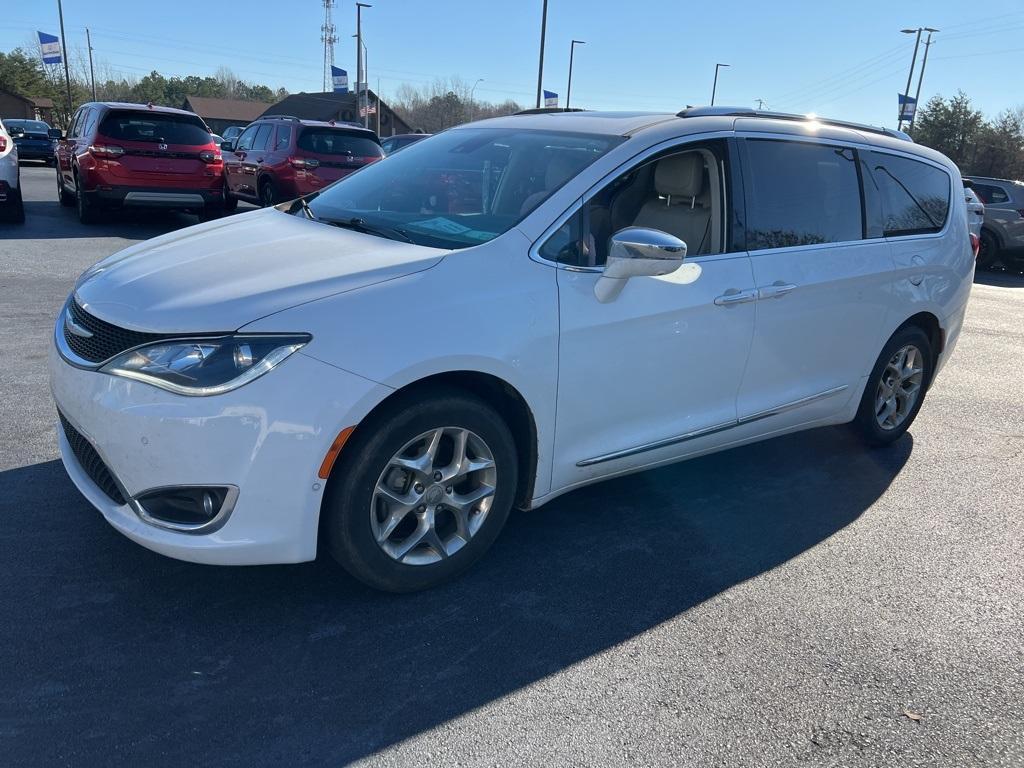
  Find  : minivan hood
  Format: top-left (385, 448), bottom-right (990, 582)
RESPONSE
top-left (74, 208), bottom-right (446, 333)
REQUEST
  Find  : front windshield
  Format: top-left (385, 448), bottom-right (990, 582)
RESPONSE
top-left (306, 127), bottom-right (624, 249)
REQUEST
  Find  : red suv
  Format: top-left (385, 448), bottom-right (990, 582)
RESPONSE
top-left (56, 102), bottom-right (224, 224)
top-left (221, 116), bottom-right (383, 209)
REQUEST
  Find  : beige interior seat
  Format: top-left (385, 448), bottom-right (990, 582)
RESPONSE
top-left (632, 153), bottom-right (712, 255)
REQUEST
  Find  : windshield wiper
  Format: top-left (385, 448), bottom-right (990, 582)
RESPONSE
top-left (324, 216), bottom-right (415, 244)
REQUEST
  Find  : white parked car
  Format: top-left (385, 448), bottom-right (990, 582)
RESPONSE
top-left (964, 181), bottom-right (984, 239)
top-left (0, 118), bottom-right (26, 223)
top-left (50, 108), bottom-right (974, 591)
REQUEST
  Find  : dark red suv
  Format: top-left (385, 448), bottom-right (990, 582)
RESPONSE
top-left (55, 102), bottom-right (225, 224)
top-left (221, 116), bottom-right (383, 208)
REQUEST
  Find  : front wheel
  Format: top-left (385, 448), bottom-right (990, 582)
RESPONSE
top-left (851, 326), bottom-right (933, 446)
top-left (323, 388), bottom-right (518, 592)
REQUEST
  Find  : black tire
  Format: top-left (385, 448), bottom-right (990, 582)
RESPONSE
top-left (258, 177), bottom-right (276, 208)
top-left (851, 325), bottom-right (933, 446)
top-left (57, 170), bottom-right (74, 206)
top-left (75, 174), bottom-right (100, 224)
top-left (323, 386), bottom-right (518, 592)
top-left (222, 190), bottom-right (238, 212)
top-left (1, 187), bottom-right (25, 224)
top-left (977, 229), bottom-right (1000, 271)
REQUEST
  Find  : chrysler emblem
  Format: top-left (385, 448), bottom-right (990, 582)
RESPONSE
top-left (65, 310), bottom-right (94, 338)
top-left (158, 143), bottom-right (168, 151)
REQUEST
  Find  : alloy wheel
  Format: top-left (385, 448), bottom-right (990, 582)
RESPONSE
top-left (874, 344), bottom-right (924, 430)
top-left (371, 427), bottom-right (497, 565)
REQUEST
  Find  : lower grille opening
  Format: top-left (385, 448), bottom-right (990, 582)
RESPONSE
top-left (58, 412), bottom-right (127, 506)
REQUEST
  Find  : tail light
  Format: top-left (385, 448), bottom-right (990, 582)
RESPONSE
top-left (89, 144), bottom-right (124, 158)
top-left (199, 149), bottom-right (222, 164)
top-left (970, 232), bottom-right (980, 259)
top-left (288, 156), bottom-right (320, 169)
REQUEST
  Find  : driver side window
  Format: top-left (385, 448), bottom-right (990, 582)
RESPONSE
top-left (235, 125), bottom-right (259, 152)
top-left (540, 142), bottom-right (728, 268)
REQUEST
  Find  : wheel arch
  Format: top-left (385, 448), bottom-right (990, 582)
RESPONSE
top-left (893, 310), bottom-right (944, 373)
top-left (319, 369), bottom-right (539, 521)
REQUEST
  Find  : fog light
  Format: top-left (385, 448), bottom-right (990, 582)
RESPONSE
top-left (134, 486), bottom-right (236, 532)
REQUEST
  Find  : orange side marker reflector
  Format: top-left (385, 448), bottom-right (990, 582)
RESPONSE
top-left (318, 426), bottom-right (356, 480)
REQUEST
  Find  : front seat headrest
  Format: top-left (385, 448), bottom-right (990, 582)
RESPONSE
top-left (654, 154), bottom-right (704, 199)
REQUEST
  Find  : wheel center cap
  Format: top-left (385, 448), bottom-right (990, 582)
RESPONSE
top-left (425, 485), bottom-right (444, 504)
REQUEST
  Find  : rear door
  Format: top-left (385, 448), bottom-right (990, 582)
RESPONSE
top-left (733, 136), bottom-right (895, 427)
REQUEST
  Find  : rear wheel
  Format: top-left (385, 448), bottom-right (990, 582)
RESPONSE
top-left (851, 325), bottom-right (933, 446)
top-left (323, 387), bottom-right (518, 592)
top-left (977, 230), bottom-right (1000, 270)
top-left (1, 186), bottom-right (25, 224)
top-left (258, 178), bottom-right (277, 208)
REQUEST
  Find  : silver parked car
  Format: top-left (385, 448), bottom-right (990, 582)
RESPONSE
top-left (965, 176), bottom-right (1024, 270)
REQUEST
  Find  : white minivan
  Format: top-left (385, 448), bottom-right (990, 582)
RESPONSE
top-left (50, 108), bottom-right (974, 591)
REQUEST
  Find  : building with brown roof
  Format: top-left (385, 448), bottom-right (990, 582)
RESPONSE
top-left (182, 96), bottom-right (274, 135)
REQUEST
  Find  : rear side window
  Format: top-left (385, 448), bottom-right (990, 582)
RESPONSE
top-left (274, 124), bottom-right (293, 151)
top-left (867, 152), bottom-right (950, 236)
top-left (98, 111), bottom-right (212, 146)
top-left (297, 129), bottom-right (383, 157)
top-left (741, 139), bottom-right (862, 250)
top-left (974, 183), bottom-right (1009, 204)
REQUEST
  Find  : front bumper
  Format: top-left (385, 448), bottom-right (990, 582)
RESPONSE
top-left (49, 340), bottom-right (390, 565)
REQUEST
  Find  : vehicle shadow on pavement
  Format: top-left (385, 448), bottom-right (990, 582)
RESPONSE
top-left (974, 268), bottom-right (1024, 288)
top-left (0, 428), bottom-right (912, 767)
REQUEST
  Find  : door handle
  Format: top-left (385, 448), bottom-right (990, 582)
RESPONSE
top-left (757, 282), bottom-right (797, 300)
top-left (714, 289), bottom-right (758, 307)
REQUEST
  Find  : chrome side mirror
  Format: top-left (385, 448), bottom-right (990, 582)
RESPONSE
top-left (594, 227), bottom-right (687, 302)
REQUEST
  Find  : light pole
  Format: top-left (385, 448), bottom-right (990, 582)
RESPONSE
top-left (566, 39), bottom-right (585, 109)
top-left (910, 28), bottom-right (939, 132)
top-left (898, 27), bottom-right (923, 130)
top-left (470, 78), bottom-right (484, 122)
top-left (356, 2), bottom-right (371, 127)
top-left (55, 0), bottom-right (73, 122)
top-left (535, 0), bottom-right (548, 109)
top-left (710, 63), bottom-right (729, 106)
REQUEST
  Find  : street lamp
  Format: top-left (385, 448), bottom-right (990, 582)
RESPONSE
top-left (711, 63), bottom-right (729, 106)
top-left (470, 78), bottom-right (484, 122)
top-left (356, 2), bottom-right (372, 127)
top-left (898, 27), bottom-right (923, 131)
top-left (566, 39), bottom-right (585, 109)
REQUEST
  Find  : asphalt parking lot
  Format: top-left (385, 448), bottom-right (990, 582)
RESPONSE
top-left (2, 164), bottom-right (1023, 767)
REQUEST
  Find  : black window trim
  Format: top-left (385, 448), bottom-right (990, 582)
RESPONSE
top-left (529, 130), bottom-right (741, 272)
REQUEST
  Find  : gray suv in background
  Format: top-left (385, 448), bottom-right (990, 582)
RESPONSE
top-left (965, 176), bottom-right (1024, 270)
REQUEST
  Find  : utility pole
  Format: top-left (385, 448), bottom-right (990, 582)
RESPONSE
top-left (711, 63), bottom-right (729, 106)
top-left (470, 78), bottom-right (484, 122)
top-left (910, 28), bottom-right (939, 132)
top-left (898, 27), bottom-right (923, 131)
top-left (56, 0), bottom-right (73, 123)
top-left (321, 0), bottom-right (338, 93)
top-left (86, 27), bottom-right (96, 100)
top-left (357, 3), bottom-right (371, 127)
top-left (566, 39), bottom-right (585, 109)
top-left (535, 0), bottom-right (548, 109)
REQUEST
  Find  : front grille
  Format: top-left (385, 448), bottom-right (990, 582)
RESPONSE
top-left (58, 412), bottom-right (127, 506)
top-left (63, 300), bottom-right (167, 364)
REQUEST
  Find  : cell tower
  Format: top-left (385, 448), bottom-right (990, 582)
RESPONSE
top-left (321, 0), bottom-right (338, 92)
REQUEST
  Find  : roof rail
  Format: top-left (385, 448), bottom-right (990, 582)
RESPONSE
top-left (676, 106), bottom-right (913, 142)
top-left (514, 107), bottom-right (590, 115)
top-left (258, 114), bottom-right (303, 122)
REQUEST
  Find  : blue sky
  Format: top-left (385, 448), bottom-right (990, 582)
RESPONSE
top-left (2, 0), bottom-right (1022, 128)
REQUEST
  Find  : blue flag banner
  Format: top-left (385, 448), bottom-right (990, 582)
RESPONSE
top-left (898, 93), bottom-right (917, 122)
top-left (544, 90), bottom-right (558, 108)
top-left (38, 31), bottom-right (62, 65)
top-left (331, 66), bottom-right (349, 94)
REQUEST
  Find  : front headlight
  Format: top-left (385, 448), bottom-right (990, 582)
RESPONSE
top-left (100, 334), bottom-right (310, 396)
